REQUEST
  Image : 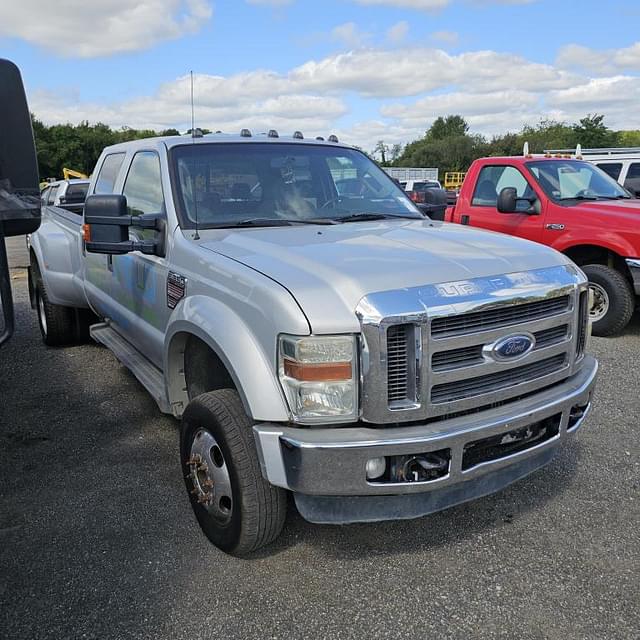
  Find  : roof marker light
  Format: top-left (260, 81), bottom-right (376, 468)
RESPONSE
top-left (328, 134), bottom-right (339, 143)
top-left (240, 128), bottom-right (252, 137)
top-left (293, 131), bottom-right (304, 139)
top-left (316, 136), bottom-right (325, 141)
top-left (268, 129), bottom-right (279, 138)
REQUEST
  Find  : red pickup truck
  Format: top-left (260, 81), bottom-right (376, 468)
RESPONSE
top-left (445, 155), bottom-right (640, 336)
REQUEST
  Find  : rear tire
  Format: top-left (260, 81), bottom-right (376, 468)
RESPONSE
top-left (582, 264), bottom-right (634, 337)
top-left (180, 389), bottom-right (286, 556)
top-left (35, 277), bottom-right (76, 346)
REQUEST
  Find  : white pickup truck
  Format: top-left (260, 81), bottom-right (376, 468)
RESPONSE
top-left (28, 131), bottom-right (598, 555)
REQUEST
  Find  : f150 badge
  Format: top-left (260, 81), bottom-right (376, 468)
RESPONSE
top-left (485, 333), bottom-right (535, 362)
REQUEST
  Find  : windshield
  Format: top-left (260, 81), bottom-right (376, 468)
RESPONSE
top-left (526, 160), bottom-right (630, 202)
top-left (170, 142), bottom-right (422, 228)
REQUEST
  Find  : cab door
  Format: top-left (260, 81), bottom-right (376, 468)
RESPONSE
top-left (83, 152), bottom-right (127, 320)
top-left (458, 164), bottom-right (545, 243)
top-left (109, 150), bottom-right (170, 368)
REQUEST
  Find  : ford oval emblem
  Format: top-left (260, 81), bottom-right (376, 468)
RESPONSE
top-left (490, 334), bottom-right (535, 361)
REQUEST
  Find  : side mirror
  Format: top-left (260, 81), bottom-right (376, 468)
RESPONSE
top-left (497, 187), bottom-right (518, 213)
top-left (0, 60), bottom-right (41, 237)
top-left (0, 59), bottom-right (42, 346)
top-left (84, 194), bottom-right (165, 256)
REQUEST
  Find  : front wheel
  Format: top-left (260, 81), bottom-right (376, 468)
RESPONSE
top-left (582, 264), bottom-right (634, 337)
top-left (180, 389), bottom-right (286, 556)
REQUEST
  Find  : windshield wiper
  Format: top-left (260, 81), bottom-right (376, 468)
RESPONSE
top-left (558, 195), bottom-right (600, 201)
top-left (209, 217), bottom-right (338, 228)
top-left (331, 212), bottom-right (421, 223)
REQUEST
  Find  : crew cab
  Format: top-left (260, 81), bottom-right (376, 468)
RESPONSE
top-left (28, 132), bottom-right (597, 555)
top-left (446, 155), bottom-right (640, 336)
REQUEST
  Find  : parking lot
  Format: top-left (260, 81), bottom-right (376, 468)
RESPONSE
top-left (1, 236), bottom-right (638, 640)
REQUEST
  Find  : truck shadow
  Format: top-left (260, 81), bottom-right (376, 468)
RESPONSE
top-left (255, 441), bottom-right (581, 560)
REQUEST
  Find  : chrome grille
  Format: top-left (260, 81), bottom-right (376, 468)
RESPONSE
top-left (356, 265), bottom-right (587, 424)
top-left (431, 354), bottom-right (567, 404)
top-left (432, 324), bottom-right (571, 372)
top-left (387, 325), bottom-right (410, 404)
top-left (430, 296), bottom-right (570, 338)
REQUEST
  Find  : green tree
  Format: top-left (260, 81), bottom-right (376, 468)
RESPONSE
top-left (427, 115), bottom-right (469, 141)
top-left (374, 140), bottom-right (390, 164)
top-left (572, 114), bottom-right (619, 148)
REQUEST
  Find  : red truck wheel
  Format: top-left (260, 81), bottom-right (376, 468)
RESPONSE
top-left (582, 264), bottom-right (634, 337)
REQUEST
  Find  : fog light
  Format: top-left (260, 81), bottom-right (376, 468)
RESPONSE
top-left (365, 457), bottom-right (386, 480)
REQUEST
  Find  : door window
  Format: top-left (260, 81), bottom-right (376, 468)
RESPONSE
top-left (472, 166), bottom-right (533, 211)
top-left (596, 163), bottom-right (622, 181)
top-left (623, 162), bottom-right (640, 196)
top-left (94, 153), bottom-right (126, 194)
top-left (122, 152), bottom-right (165, 240)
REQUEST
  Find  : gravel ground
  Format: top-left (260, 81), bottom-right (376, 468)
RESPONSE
top-left (1, 236), bottom-right (639, 640)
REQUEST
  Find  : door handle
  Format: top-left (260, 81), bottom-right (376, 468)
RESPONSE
top-left (107, 255), bottom-right (113, 272)
top-left (461, 214), bottom-right (470, 225)
top-left (546, 223), bottom-right (565, 231)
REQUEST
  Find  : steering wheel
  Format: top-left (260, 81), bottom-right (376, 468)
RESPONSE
top-left (320, 197), bottom-right (343, 210)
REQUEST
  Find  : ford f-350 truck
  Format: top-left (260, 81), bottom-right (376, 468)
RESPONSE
top-left (28, 132), bottom-right (597, 555)
top-left (445, 154), bottom-right (640, 336)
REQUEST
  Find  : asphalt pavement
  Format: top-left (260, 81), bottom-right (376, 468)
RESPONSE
top-left (1, 236), bottom-right (639, 640)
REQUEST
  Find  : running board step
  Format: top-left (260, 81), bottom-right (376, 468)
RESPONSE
top-left (90, 323), bottom-right (171, 414)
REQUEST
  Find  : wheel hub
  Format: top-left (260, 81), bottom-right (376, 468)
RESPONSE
top-left (589, 283), bottom-right (609, 321)
top-left (186, 429), bottom-right (233, 523)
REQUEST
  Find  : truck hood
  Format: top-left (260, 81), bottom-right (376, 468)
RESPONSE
top-left (196, 219), bottom-right (570, 333)
top-left (567, 198), bottom-right (640, 221)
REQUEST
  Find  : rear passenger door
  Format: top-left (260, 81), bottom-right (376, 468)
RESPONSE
top-left (83, 152), bottom-right (126, 320)
top-left (109, 150), bottom-right (170, 367)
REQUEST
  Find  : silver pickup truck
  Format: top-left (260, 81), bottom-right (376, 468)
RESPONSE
top-left (28, 132), bottom-right (598, 555)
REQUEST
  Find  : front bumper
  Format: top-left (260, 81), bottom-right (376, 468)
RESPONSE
top-left (253, 356), bottom-right (597, 523)
top-left (626, 259), bottom-right (640, 295)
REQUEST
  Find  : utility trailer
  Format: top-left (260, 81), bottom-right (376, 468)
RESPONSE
top-left (384, 167), bottom-right (439, 184)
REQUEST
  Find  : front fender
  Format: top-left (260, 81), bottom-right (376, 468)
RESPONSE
top-left (164, 295), bottom-right (293, 421)
top-left (551, 233), bottom-right (637, 260)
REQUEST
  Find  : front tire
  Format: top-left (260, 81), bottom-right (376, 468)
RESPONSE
top-left (180, 389), bottom-right (286, 556)
top-left (582, 264), bottom-right (634, 337)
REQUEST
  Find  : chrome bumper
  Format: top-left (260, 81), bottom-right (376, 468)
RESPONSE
top-left (626, 259), bottom-right (640, 295)
top-left (254, 356), bottom-right (597, 521)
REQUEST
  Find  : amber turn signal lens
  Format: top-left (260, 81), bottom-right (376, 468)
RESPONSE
top-left (82, 224), bottom-right (91, 242)
top-left (283, 358), bottom-right (352, 382)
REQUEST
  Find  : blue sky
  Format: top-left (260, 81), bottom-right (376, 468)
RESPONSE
top-left (2, 0), bottom-right (639, 151)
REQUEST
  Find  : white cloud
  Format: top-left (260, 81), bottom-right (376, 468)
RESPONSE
top-left (331, 22), bottom-right (371, 48)
top-left (430, 30), bottom-right (458, 45)
top-left (26, 42), bottom-right (640, 152)
top-left (0, 0), bottom-right (213, 58)
top-left (557, 42), bottom-right (640, 75)
top-left (386, 21), bottom-right (409, 44)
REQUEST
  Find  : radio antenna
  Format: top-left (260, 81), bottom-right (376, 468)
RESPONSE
top-left (190, 70), bottom-right (200, 240)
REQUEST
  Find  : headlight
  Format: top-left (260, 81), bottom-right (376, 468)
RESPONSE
top-left (278, 334), bottom-right (358, 424)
